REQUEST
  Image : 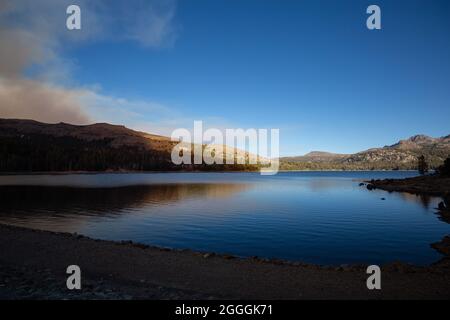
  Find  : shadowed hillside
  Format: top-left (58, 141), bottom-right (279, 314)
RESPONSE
top-left (0, 119), bottom-right (259, 172)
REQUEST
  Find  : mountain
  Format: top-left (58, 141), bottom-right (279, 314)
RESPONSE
top-left (280, 134), bottom-right (450, 171)
top-left (0, 119), bottom-right (260, 172)
top-left (282, 151), bottom-right (349, 163)
top-left (0, 118), bottom-right (173, 150)
top-left (1, 118), bottom-right (448, 172)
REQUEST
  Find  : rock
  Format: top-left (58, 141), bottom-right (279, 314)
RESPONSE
top-left (203, 253), bottom-right (211, 259)
top-left (381, 197), bottom-right (386, 200)
top-left (134, 243), bottom-right (148, 249)
top-left (366, 184), bottom-right (375, 190)
top-left (270, 259), bottom-right (285, 265)
top-left (431, 236), bottom-right (450, 256)
top-left (359, 183), bottom-right (365, 186)
top-left (438, 201), bottom-right (447, 210)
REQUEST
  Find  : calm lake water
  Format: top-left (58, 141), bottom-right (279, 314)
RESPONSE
top-left (0, 171), bottom-right (448, 266)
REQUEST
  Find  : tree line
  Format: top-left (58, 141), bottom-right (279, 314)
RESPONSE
top-left (0, 134), bottom-right (258, 172)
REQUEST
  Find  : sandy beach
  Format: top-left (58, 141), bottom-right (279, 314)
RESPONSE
top-left (1, 223), bottom-right (449, 300)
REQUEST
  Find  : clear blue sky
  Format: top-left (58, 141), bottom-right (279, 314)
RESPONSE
top-left (58, 0), bottom-right (450, 155)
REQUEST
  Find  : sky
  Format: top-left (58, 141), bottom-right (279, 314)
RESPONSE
top-left (0, 0), bottom-right (449, 156)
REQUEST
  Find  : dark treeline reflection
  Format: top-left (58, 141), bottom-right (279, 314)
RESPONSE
top-left (396, 192), bottom-right (433, 210)
top-left (0, 172), bottom-right (448, 265)
top-left (0, 183), bottom-right (250, 219)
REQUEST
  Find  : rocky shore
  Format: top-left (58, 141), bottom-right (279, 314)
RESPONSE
top-left (365, 175), bottom-right (450, 197)
top-left (365, 174), bottom-right (450, 220)
top-left (1, 223), bottom-right (450, 300)
top-left (363, 174), bottom-right (450, 266)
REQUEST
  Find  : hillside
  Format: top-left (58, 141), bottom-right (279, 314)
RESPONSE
top-left (1, 119), bottom-right (449, 172)
top-left (280, 134), bottom-right (450, 171)
top-left (282, 151), bottom-right (349, 163)
top-left (0, 119), bottom-right (259, 172)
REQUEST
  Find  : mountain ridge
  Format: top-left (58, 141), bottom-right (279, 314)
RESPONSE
top-left (280, 134), bottom-right (450, 170)
top-left (0, 118), bottom-right (260, 172)
top-left (1, 118), bottom-right (449, 171)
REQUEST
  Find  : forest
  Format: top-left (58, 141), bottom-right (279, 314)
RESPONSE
top-left (0, 134), bottom-right (259, 172)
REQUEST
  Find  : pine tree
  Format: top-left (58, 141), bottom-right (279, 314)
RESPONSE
top-left (418, 155), bottom-right (429, 175)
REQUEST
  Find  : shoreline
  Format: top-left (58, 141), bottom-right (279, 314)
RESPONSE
top-left (2, 172), bottom-right (449, 299)
top-left (0, 169), bottom-right (420, 177)
top-left (365, 174), bottom-right (450, 197)
top-left (1, 223), bottom-right (449, 299)
top-left (365, 173), bottom-right (450, 228)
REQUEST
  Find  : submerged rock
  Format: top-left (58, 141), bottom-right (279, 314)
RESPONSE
top-left (431, 236), bottom-right (450, 256)
top-left (438, 201), bottom-right (447, 211)
top-left (366, 184), bottom-right (376, 190)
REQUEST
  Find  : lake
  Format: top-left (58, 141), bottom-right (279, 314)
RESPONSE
top-left (0, 171), bottom-right (448, 266)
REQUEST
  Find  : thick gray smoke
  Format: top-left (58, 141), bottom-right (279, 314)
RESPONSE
top-left (0, 0), bottom-right (177, 124)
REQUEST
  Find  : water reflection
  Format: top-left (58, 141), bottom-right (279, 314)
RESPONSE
top-left (304, 178), bottom-right (349, 191)
top-left (0, 172), bottom-right (448, 265)
top-left (395, 192), bottom-right (434, 210)
top-left (0, 183), bottom-right (250, 220)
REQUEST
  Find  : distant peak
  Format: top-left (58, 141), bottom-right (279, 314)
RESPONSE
top-left (304, 151), bottom-right (339, 156)
top-left (406, 134), bottom-right (433, 142)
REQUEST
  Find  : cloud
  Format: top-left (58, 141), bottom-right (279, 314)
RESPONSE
top-left (0, 0), bottom-right (178, 51)
top-left (79, 90), bottom-right (181, 128)
top-left (0, 77), bottom-right (90, 124)
top-left (0, 0), bottom-right (178, 79)
top-left (0, 0), bottom-right (180, 128)
top-left (0, 0), bottom-right (99, 79)
top-left (0, 28), bottom-right (48, 77)
top-left (0, 74), bottom-right (212, 137)
top-left (124, 0), bottom-right (178, 47)
top-left (0, 76), bottom-right (201, 131)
